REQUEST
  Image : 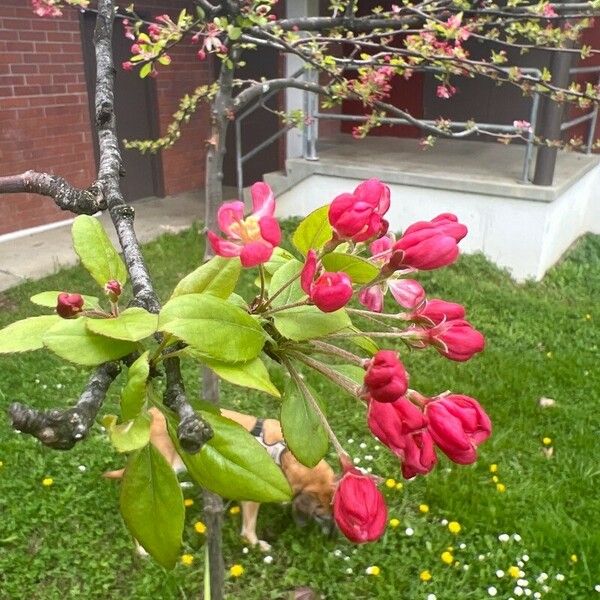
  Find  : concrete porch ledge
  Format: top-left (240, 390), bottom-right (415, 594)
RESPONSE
top-left (268, 137), bottom-right (600, 281)
top-left (272, 136), bottom-right (599, 203)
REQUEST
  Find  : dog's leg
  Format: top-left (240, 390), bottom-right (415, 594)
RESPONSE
top-left (240, 501), bottom-right (271, 552)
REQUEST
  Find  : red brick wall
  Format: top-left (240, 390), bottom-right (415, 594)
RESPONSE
top-left (0, 0), bottom-right (96, 235)
top-left (0, 0), bottom-right (211, 235)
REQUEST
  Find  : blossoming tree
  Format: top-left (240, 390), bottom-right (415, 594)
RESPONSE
top-left (0, 0), bottom-right (599, 598)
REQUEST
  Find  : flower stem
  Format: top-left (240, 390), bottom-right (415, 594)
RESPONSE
top-left (261, 299), bottom-right (309, 316)
top-left (309, 340), bottom-right (365, 366)
top-left (262, 270), bottom-right (301, 309)
top-left (283, 357), bottom-right (347, 459)
top-left (288, 351), bottom-right (362, 398)
top-left (258, 264), bottom-right (266, 302)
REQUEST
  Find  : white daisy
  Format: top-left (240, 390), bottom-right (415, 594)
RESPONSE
top-left (498, 533), bottom-right (510, 543)
top-left (488, 586), bottom-right (498, 597)
top-left (405, 527), bottom-right (414, 536)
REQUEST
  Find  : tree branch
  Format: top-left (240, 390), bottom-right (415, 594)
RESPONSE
top-left (0, 171), bottom-right (106, 214)
top-left (7, 362), bottom-right (121, 450)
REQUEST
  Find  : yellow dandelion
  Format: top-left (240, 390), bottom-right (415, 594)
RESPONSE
top-left (489, 464), bottom-right (498, 473)
top-left (229, 505), bottom-right (241, 515)
top-left (184, 498), bottom-right (194, 507)
top-left (181, 554), bottom-right (194, 567)
top-left (366, 565), bottom-right (381, 576)
top-left (395, 482), bottom-right (404, 491)
top-left (419, 570), bottom-right (432, 582)
top-left (441, 551), bottom-right (454, 565)
top-left (419, 504), bottom-right (430, 514)
top-left (42, 477), bottom-right (53, 487)
top-left (496, 483), bottom-right (506, 493)
top-left (586, 314), bottom-right (592, 320)
top-left (570, 554), bottom-right (578, 563)
top-left (542, 437), bottom-right (552, 446)
top-left (389, 518), bottom-right (401, 528)
top-left (508, 566), bottom-right (520, 578)
top-left (194, 521), bottom-right (207, 534)
top-left (229, 564), bottom-right (244, 577)
top-left (385, 478), bottom-right (396, 488)
top-left (448, 521), bottom-right (461, 534)
top-left (492, 475), bottom-right (499, 483)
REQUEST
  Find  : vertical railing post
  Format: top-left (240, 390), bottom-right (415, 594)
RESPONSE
top-left (305, 68), bottom-right (319, 161)
top-left (520, 90), bottom-right (541, 183)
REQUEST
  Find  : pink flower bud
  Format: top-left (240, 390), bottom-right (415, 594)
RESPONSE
top-left (56, 293), bottom-right (84, 319)
top-left (404, 213), bottom-right (467, 243)
top-left (197, 49), bottom-right (207, 61)
top-left (311, 272), bottom-right (353, 313)
top-left (105, 280), bottom-right (122, 300)
top-left (301, 250), bottom-right (353, 312)
top-left (122, 61), bottom-right (134, 71)
top-left (358, 285), bottom-right (384, 313)
top-left (328, 179), bottom-right (390, 242)
top-left (425, 394), bottom-right (491, 464)
top-left (363, 350), bottom-right (408, 403)
top-left (131, 43), bottom-right (141, 54)
top-left (401, 430), bottom-right (438, 479)
top-left (392, 229), bottom-right (459, 271)
top-left (415, 298), bottom-right (465, 325)
top-left (429, 319), bottom-right (485, 361)
top-left (333, 467), bottom-right (387, 543)
top-left (387, 279), bottom-right (426, 310)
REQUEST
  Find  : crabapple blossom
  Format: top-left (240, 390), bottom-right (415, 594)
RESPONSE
top-left (301, 250), bottom-right (353, 312)
top-left (56, 293), bottom-right (84, 319)
top-left (363, 350), bottom-right (408, 403)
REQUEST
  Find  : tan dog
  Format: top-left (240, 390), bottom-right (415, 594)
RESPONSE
top-left (104, 407), bottom-right (336, 552)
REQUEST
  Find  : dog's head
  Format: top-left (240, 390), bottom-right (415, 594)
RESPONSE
top-left (283, 456), bottom-right (337, 534)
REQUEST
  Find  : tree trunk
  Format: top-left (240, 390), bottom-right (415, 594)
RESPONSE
top-left (201, 51), bottom-right (238, 600)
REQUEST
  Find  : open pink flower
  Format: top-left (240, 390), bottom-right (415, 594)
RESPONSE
top-left (207, 183), bottom-right (281, 267)
top-left (301, 250), bottom-right (353, 313)
top-left (328, 179), bottom-right (390, 242)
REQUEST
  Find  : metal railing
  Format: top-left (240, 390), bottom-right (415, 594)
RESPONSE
top-left (303, 66), bottom-right (544, 184)
top-left (235, 66), bottom-right (306, 200)
top-left (561, 65), bottom-right (600, 154)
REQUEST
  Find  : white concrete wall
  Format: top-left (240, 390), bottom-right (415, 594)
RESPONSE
top-left (274, 167), bottom-right (600, 281)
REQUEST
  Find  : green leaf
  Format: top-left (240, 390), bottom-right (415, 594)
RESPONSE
top-left (342, 326), bottom-right (379, 356)
top-left (139, 62), bottom-right (153, 79)
top-left (292, 205), bottom-right (332, 255)
top-left (121, 351), bottom-right (150, 420)
top-left (280, 381), bottom-right (328, 468)
top-left (190, 355), bottom-right (281, 397)
top-left (72, 215), bottom-right (127, 288)
top-left (86, 308), bottom-right (158, 342)
top-left (109, 412), bottom-right (152, 453)
top-left (321, 253), bottom-right (379, 284)
top-left (171, 256), bottom-right (241, 299)
top-left (30, 291), bottom-right (100, 309)
top-left (0, 315), bottom-right (61, 353)
top-left (120, 444), bottom-right (184, 569)
top-left (328, 364), bottom-right (366, 385)
top-left (269, 260), bottom-right (351, 341)
top-left (264, 247), bottom-right (295, 276)
top-left (228, 25), bottom-right (242, 40)
top-left (43, 317), bottom-right (137, 366)
top-left (159, 294), bottom-right (264, 362)
top-left (168, 411), bottom-right (291, 502)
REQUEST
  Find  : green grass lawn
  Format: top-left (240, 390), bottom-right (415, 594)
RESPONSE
top-left (1, 223), bottom-right (599, 600)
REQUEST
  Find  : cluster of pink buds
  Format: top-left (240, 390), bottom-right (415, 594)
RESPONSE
top-left (32, 0), bottom-right (62, 18)
top-left (192, 22), bottom-right (227, 61)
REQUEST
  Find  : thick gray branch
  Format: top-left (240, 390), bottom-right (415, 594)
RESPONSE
top-left (0, 171), bottom-right (106, 214)
top-left (7, 362), bottom-right (121, 450)
top-left (164, 356), bottom-right (213, 453)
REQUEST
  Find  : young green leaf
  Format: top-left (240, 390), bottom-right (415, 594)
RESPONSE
top-left (85, 307), bottom-right (158, 342)
top-left (121, 351), bottom-right (150, 420)
top-left (321, 253), bottom-right (379, 284)
top-left (168, 411), bottom-right (291, 502)
top-left (0, 315), bottom-right (61, 353)
top-left (171, 256), bottom-right (241, 299)
top-left (109, 412), bottom-right (152, 453)
top-left (71, 215), bottom-right (128, 288)
top-left (292, 205), bottom-right (332, 255)
top-left (159, 294), bottom-right (265, 362)
top-left (43, 317), bottom-right (137, 366)
top-left (30, 291), bottom-right (100, 309)
top-left (120, 444), bottom-right (184, 569)
top-left (280, 381), bottom-right (328, 468)
top-left (190, 354), bottom-right (281, 397)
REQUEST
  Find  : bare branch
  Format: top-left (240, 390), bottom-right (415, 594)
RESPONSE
top-left (7, 362), bottom-right (121, 450)
top-left (0, 171), bottom-right (106, 214)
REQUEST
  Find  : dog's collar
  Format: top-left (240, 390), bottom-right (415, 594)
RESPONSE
top-left (251, 418), bottom-right (287, 467)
